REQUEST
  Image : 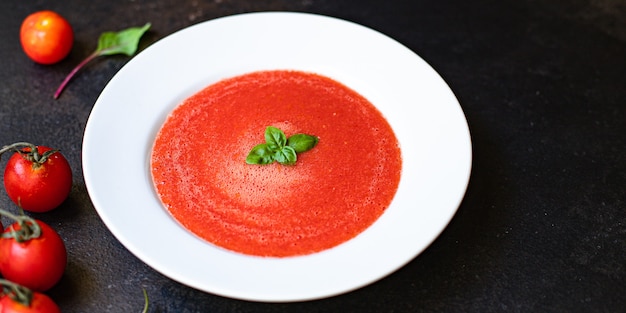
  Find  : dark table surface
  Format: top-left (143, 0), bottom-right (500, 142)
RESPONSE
top-left (1, 0), bottom-right (625, 312)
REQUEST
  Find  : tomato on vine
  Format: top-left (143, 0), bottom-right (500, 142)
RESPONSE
top-left (1, 143), bottom-right (72, 213)
top-left (0, 279), bottom-right (60, 313)
top-left (0, 209), bottom-right (67, 292)
top-left (20, 10), bottom-right (73, 65)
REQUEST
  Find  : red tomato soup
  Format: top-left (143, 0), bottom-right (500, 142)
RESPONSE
top-left (151, 70), bottom-right (402, 257)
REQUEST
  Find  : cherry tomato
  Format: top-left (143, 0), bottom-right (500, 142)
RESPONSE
top-left (0, 220), bottom-right (67, 292)
top-left (4, 146), bottom-right (72, 213)
top-left (0, 292), bottom-right (61, 313)
top-left (20, 10), bottom-right (73, 64)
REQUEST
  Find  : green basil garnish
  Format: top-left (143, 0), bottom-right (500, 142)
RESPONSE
top-left (246, 126), bottom-right (318, 165)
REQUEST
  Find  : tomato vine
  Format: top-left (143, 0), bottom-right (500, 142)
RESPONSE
top-left (0, 142), bottom-right (57, 168)
top-left (0, 208), bottom-right (41, 243)
top-left (0, 278), bottom-right (34, 306)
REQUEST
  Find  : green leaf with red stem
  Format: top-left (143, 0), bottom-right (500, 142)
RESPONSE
top-left (54, 23), bottom-right (151, 99)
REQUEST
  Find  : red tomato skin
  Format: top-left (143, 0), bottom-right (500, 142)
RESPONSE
top-left (3, 146), bottom-right (72, 213)
top-left (0, 292), bottom-right (61, 313)
top-left (20, 10), bottom-right (73, 65)
top-left (0, 220), bottom-right (67, 292)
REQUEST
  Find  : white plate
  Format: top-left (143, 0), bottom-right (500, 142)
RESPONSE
top-left (83, 12), bottom-right (472, 302)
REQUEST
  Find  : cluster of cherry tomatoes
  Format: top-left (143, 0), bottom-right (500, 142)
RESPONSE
top-left (2, 9), bottom-right (75, 312)
top-left (12, 10), bottom-right (149, 313)
top-left (0, 143), bottom-right (72, 313)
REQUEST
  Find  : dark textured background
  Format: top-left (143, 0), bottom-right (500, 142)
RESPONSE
top-left (0, 0), bottom-right (624, 312)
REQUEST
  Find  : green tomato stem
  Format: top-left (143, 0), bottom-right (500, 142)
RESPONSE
top-left (0, 142), bottom-right (36, 158)
top-left (0, 142), bottom-right (58, 166)
top-left (142, 288), bottom-right (149, 313)
top-left (0, 207), bottom-right (42, 242)
top-left (0, 278), bottom-right (33, 306)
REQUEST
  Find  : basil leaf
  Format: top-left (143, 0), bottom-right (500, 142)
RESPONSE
top-left (275, 146), bottom-right (297, 165)
top-left (287, 134), bottom-right (319, 153)
top-left (265, 126), bottom-right (287, 149)
top-left (54, 23), bottom-right (151, 99)
top-left (245, 143), bottom-right (276, 164)
top-left (246, 126), bottom-right (318, 165)
top-left (96, 23), bottom-right (151, 56)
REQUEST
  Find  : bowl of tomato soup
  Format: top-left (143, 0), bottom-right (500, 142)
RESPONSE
top-left (83, 12), bottom-right (471, 302)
